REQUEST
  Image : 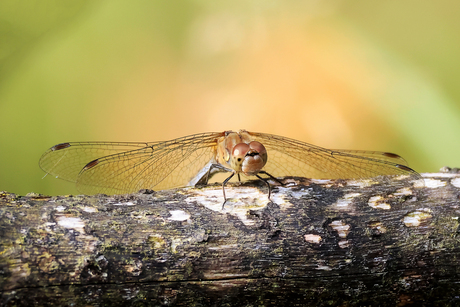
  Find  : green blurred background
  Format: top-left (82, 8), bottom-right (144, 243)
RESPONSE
top-left (1, 0), bottom-right (459, 196)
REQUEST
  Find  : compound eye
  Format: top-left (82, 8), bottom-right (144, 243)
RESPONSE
top-left (248, 141), bottom-right (266, 156)
top-left (232, 143), bottom-right (249, 162)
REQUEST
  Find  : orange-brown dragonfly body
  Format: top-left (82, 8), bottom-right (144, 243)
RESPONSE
top-left (40, 130), bottom-right (421, 205)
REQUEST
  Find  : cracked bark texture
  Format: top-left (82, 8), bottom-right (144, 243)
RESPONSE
top-left (1, 171), bottom-right (460, 306)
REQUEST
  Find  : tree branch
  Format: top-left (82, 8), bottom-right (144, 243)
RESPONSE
top-left (1, 171), bottom-right (460, 306)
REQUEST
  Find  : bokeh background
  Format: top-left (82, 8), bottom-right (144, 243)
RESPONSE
top-left (1, 0), bottom-right (459, 196)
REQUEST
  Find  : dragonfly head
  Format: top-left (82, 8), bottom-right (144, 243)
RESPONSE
top-left (231, 141), bottom-right (267, 175)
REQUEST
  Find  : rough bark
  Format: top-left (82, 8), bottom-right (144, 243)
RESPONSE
top-left (1, 171), bottom-right (460, 306)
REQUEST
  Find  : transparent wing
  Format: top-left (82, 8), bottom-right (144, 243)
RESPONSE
top-left (39, 132), bottom-right (225, 195)
top-left (247, 131), bottom-right (422, 181)
top-left (40, 142), bottom-right (152, 182)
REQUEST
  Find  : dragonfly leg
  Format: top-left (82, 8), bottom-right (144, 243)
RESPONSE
top-left (258, 170), bottom-right (284, 186)
top-left (203, 166), bottom-right (211, 185)
top-left (197, 163), bottom-right (231, 186)
top-left (255, 174), bottom-right (273, 202)
top-left (222, 172), bottom-right (236, 209)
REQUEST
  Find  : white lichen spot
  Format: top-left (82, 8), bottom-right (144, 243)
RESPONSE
top-left (424, 179), bottom-right (446, 188)
top-left (451, 177), bottom-right (460, 188)
top-left (330, 220), bottom-right (350, 238)
top-left (368, 221), bottom-right (387, 234)
top-left (338, 240), bottom-right (350, 248)
top-left (168, 210), bottom-right (190, 221)
top-left (304, 234), bottom-right (322, 244)
top-left (424, 172), bottom-right (458, 178)
top-left (208, 244), bottom-right (239, 251)
top-left (316, 264), bottom-right (332, 271)
top-left (403, 209), bottom-right (433, 227)
top-left (282, 178), bottom-right (298, 186)
top-left (185, 186), bottom-right (274, 226)
top-left (113, 201), bottom-right (136, 206)
top-left (170, 238), bottom-right (182, 253)
top-left (276, 186), bottom-right (307, 200)
top-left (56, 216), bottom-right (85, 232)
top-left (270, 192), bottom-right (288, 207)
top-left (368, 196), bottom-right (391, 210)
top-left (413, 178), bottom-right (426, 188)
top-left (147, 234), bottom-right (166, 249)
top-left (333, 193), bottom-right (361, 210)
top-left (346, 179), bottom-right (374, 187)
top-left (82, 206), bottom-right (98, 213)
top-left (55, 205), bottom-right (66, 212)
top-left (393, 187), bottom-right (413, 196)
top-left (311, 179), bottom-right (333, 186)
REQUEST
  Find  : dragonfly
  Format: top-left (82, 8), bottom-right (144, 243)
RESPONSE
top-left (39, 130), bottom-right (422, 207)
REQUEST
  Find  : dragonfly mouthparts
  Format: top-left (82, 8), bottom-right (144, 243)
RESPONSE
top-left (246, 150), bottom-right (259, 157)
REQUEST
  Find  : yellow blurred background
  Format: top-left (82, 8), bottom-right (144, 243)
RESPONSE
top-left (1, 1), bottom-right (459, 196)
